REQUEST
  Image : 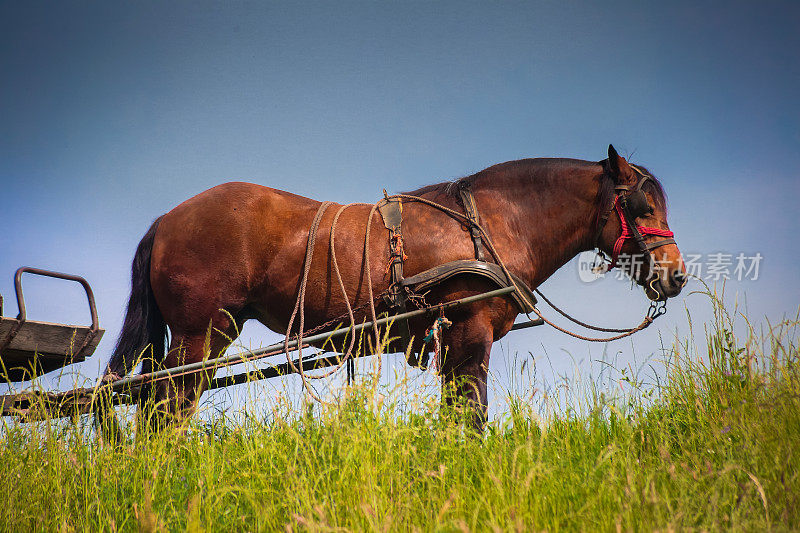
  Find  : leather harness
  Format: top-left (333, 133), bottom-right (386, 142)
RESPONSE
top-left (458, 181), bottom-right (486, 261)
top-left (376, 183), bottom-right (537, 368)
top-left (376, 193), bottom-right (413, 355)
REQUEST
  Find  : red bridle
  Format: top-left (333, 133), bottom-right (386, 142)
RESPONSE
top-left (608, 196), bottom-right (675, 269)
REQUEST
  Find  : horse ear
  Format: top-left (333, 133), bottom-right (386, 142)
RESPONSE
top-left (607, 144), bottom-right (634, 184)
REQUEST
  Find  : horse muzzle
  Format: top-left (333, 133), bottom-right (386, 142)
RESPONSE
top-left (646, 270), bottom-right (686, 301)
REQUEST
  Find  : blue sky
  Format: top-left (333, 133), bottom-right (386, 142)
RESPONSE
top-left (1, 1), bottom-right (798, 415)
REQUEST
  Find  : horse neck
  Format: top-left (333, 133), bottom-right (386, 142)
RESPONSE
top-left (474, 161), bottom-right (605, 288)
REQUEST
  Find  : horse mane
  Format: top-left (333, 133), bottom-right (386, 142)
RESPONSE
top-left (404, 158), bottom-right (597, 197)
top-left (404, 157), bottom-right (667, 235)
top-left (406, 157), bottom-right (665, 205)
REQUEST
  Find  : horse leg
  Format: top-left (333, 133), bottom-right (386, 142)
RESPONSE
top-left (439, 320), bottom-right (493, 432)
top-left (140, 316), bottom-right (241, 431)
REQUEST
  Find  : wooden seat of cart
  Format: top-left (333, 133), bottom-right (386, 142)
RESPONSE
top-left (0, 268), bottom-right (104, 382)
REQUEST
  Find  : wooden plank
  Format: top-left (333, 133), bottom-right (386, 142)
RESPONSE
top-left (0, 318), bottom-right (104, 357)
top-left (0, 386), bottom-right (133, 420)
top-left (0, 317), bottom-right (104, 381)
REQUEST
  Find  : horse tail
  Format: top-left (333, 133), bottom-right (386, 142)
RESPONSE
top-left (105, 216), bottom-right (166, 377)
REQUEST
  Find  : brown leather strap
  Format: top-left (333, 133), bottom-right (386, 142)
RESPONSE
top-left (593, 202), bottom-right (614, 248)
top-left (376, 197), bottom-right (412, 355)
top-left (401, 259), bottom-right (537, 313)
top-left (643, 238), bottom-right (676, 251)
top-left (377, 197), bottom-right (406, 303)
top-left (458, 181), bottom-right (486, 261)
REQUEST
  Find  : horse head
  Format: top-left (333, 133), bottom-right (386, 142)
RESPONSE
top-left (597, 145), bottom-right (686, 301)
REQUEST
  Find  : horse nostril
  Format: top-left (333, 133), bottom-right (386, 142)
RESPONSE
top-left (672, 270), bottom-right (687, 286)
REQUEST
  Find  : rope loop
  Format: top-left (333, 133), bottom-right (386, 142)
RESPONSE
top-left (422, 316), bottom-right (452, 372)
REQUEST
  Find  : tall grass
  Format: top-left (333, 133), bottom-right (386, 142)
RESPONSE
top-left (0, 294), bottom-right (797, 531)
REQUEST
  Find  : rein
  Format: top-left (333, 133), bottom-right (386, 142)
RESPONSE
top-left (533, 286), bottom-right (666, 334)
top-left (520, 164), bottom-right (676, 342)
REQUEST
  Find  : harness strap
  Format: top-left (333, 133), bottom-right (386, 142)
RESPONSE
top-left (643, 238), bottom-right (676, 251)
top-left (376, 197), bottom-right (413, 354)
top-left (458, 181), bottom-right (486, 261)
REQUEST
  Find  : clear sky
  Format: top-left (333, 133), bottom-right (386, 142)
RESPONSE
top-left (2, 1), bottom-right (798, 416)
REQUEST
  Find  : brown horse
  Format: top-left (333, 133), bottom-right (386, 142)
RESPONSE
top-left (106, 145), bottom-right (686, 429)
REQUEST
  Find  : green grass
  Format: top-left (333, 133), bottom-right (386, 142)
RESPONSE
top-left (1, 297), bottom-right (798, 532)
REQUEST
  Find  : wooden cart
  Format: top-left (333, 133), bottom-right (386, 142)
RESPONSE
top-left (0, 267), bottom-right (104, 382)
top-left (0, 273), bottom-right (541, 421)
